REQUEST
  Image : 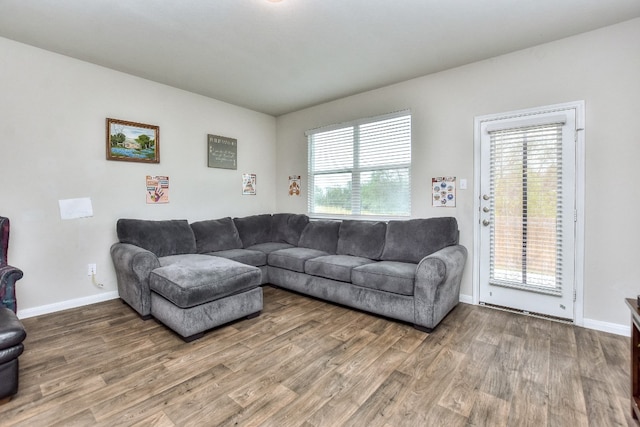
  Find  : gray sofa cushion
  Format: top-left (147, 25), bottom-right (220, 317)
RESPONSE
top-left (271, 213), bottom-right (309, 245)
top-left (246, 242), bottom-right (294, 254)
top-left (234, 214), bottom-right (272, 248)
top-left (268, 247), bottom-right (329, 273)
top-left (304, 254), bottom-right (375, 282)
top-left (337, 220), bottom-right (386, 260)
top-left (149, 256), bottom-right (261, 308)
top-left (190, 217), bottom-right (243, 254)
top-left (207, 249), bottom-right (267, 267)
top-left (381, 217), bottom-right (459, 263)
top-left (298, 221), bottom-right (340, 254)
top-left (116, 219), bottom-right (196, 257)
top-left (352, 261), bottom-right (416, 296)
top-left (158, 254), bottom-right (204, 267)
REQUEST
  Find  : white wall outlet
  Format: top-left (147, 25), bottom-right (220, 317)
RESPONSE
top-left (87, 263), bottom-right (97, 276)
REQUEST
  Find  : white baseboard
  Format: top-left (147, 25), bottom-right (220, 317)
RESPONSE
top-left (17, 291), bottom-right (120, 319)
top-left (582, 318), bottom-right (630, 337)
top-left (459, 293), bottom-right (473, 304)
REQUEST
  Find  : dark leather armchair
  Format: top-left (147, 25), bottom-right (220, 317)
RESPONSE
top-left (0, 216), bottom-right (23, 313)
top-left (0, 307), bottom-right (25, 403)
top-left (0, 216), bottom-right (26, 403)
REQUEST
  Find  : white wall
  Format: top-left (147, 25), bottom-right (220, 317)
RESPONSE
top-left (276, 18), bottom-right (640, 330)
top-left (0, 37), bottom-right (277, 316)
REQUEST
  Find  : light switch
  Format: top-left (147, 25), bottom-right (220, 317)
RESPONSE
top-left (459, 179), bottom-right (468, 190)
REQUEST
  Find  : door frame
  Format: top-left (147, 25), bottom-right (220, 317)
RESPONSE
top-left (472, 101), bottom-right (585, 325)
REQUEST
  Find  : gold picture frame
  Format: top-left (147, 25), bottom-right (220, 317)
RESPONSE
top-left (106, 118), bottom-right (160, 163)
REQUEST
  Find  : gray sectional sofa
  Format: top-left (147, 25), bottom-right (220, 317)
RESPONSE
top-left (111, 213), bottom-right (467, 340)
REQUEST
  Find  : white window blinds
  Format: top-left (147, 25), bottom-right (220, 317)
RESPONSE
top-left (307, 112), bottom-right (411, 218)
top-left (489, 122), bottom-right (564, 295)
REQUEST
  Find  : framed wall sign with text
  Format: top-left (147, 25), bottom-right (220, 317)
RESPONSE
top-left (208, 134), bottom-right (237, 169)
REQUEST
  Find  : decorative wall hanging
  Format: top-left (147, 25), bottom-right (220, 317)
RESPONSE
top-left (146, 175), bottom-right (169, 203)
top-left (242, 173), bottom-right (256, 195)
top-left (208, 134), bottom-right (237, 169)
top-left (432, 176), bottom-right (456, 207)
top-left (106, 118), bottom-right (159, 163)
top-left (288, 175), bottom-right (301, 196)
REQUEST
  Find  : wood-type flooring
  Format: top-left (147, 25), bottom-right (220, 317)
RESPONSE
top-left (1, 286), bottom-right (633, 426)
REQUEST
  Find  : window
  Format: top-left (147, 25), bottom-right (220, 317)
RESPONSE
top-left (489, 122), bottom-right (565, 293)
top-left (306, 111), bottom-right (411, 218)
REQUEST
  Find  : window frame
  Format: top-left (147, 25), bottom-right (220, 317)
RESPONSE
top-left (306, 110), bottom-right (412, 220)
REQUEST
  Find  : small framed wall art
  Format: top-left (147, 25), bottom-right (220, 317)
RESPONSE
top-left (432, 176), bottom-right (456, 207)
top-left (242, 173), bottom-right (256, 195)
top-left (288, 175), bottom-right (301, 196)
top-left (146, 175), bottom-right (169, 203)
top-left (106, 118), bottom-right (159, 163)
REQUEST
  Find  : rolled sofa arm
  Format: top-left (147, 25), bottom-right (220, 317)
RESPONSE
top-left (413, 244), bottom-right (468, 330)
top-left (110, 242), bottom-right (160, 318)
top-left (0, 264), bottom-right (24, 313)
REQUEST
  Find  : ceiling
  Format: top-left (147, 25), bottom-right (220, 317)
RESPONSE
top-left (1, 1), bottom-right (639, 116)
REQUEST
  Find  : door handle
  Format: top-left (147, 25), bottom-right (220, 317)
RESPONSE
top-left (483, 207), bottom-right (490, 213)
top-left (483, 194), bottom-right (490, 200)
top-left (482, 219), bottom-right (490, 226)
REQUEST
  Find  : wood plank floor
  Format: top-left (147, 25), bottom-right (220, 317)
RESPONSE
top-left (1, 286), bottom-right (634, 426)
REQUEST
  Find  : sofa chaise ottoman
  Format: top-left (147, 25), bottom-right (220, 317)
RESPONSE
top-left (111, 219), bottom-right (263, 341)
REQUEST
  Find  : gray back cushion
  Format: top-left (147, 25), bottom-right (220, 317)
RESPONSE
top-left (233, 214), bottom-right (272, 248)
top-left (337, 220), bottom-right (387, 260)
top-left (190, 217), bottom-right (243, 253)
top-left (271, 213), bottom-right (309, 245)
top-left (298, 221), bottom-right (340, 254)
top-left (116, 219), bottom-right (196, 257)
top-left (381, 217), bottom-right (459, 263)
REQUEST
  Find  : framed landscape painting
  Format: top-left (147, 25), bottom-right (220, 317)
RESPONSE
top-left (106, 118), bottom-right (160, 163)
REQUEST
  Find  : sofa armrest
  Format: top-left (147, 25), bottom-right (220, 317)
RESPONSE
top-left (0, 265), bottom-right (23, 313)
top-left (110, 243), bottom-right (160, 318)
top-left (413, 244), bottom-right (468, 330)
